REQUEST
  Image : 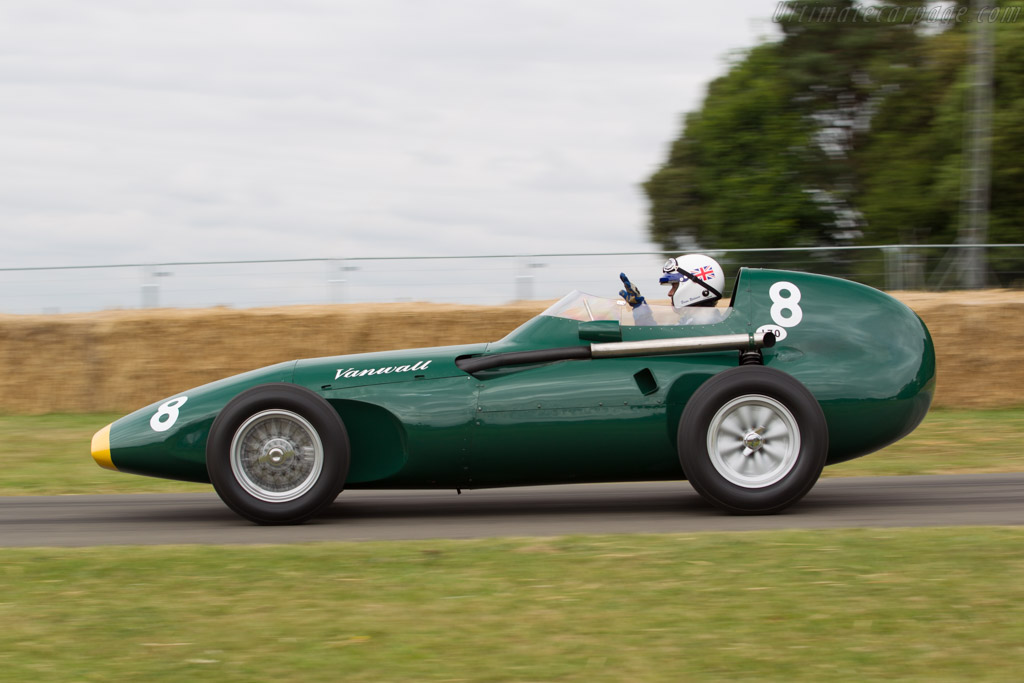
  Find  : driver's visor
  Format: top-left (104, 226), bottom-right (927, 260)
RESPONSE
top-left (659, 272), bottom-right (682, 300)
top-left (658, 272), bottom-right (683, 286)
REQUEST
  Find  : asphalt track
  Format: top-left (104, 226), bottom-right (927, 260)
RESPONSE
top-left (1, 473), bottom-right (1021, 547)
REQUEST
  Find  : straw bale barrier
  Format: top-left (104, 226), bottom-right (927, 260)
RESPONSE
top-left (0, 291), bottom-right (1020, 414)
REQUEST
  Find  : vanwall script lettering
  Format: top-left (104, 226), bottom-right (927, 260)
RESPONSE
top-left (334, 360), bottom-right (433, 380)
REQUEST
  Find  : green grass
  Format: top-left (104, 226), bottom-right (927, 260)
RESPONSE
top-left (825, 407), bottom-right (1024, 477)
top-left (2, 529), bottom-right (1022, 681)
top-left (1, 409), bottom-right (1022, 496)
top-left (4, 415), bottom-right (1022, 680)
top-left (0, 413), bottom-right (207, 495)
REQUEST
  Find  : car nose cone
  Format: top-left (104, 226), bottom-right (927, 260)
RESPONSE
top-left (91, 424), bottom-right (117, 471)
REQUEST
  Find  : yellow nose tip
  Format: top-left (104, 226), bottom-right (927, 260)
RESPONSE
top-left (91, 424), bottom-right (117, 471)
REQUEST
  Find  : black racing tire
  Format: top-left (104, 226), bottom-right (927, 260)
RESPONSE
top-left (207, 383), bottom-right (350, 525)
top-left (678, 366), bottom-right (827, 514)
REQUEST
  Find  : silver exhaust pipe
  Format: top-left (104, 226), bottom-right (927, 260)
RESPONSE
top-left (591, 331), bottom-right (775, 359)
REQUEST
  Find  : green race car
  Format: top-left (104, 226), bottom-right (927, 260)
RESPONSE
top-left (91, 268), bottom-right (935, 524)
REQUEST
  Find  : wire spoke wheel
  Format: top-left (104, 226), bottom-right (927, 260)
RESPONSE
top-left (230, 409), bottom-right (324, 502)
top-left (208, 384), bottom-right (350, 524)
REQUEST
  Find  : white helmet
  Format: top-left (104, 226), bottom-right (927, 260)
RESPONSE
top-left (659, 254), bottom-right (725, 308)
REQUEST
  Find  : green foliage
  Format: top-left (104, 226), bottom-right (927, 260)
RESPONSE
top-left (646, 42), bottom-right (833, 252)
top-left (646, 0), bottom-right (1024, 284)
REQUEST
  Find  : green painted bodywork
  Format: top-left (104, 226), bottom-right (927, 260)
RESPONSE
top-left (102, 269), bottom-right (935, 488)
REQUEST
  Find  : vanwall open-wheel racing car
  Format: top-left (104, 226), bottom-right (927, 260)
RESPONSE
top-left (91, 268), bottom-right (935, 524)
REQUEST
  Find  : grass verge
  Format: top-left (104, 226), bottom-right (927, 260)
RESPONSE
top-left (0, 413), bottom-right (207, 495)
top-left (2, 405), bottom-right (1024, 497)
top-left (2, 408), bottom-right (1023, 495)
top-left (825, 407), bottom-right (1024, 476)
top-left (2, 528), bottom-right (1023, 681)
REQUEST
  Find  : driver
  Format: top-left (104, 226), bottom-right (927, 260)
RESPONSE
top-left (619, 254), bottom-right (725, 325)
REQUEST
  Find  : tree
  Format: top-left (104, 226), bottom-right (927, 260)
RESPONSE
top-left (642, 1), bottom-right (1024, 285)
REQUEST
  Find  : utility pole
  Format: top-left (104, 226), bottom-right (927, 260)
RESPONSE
top-left (960, 0), bottom-right (993, 289)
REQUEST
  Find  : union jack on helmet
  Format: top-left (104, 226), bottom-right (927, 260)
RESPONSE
top-left (658, 253), bottom-right (725, 308)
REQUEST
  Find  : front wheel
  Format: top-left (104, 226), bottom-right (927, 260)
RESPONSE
top-left (207, 384), bottom-right (350, 525)
top-left (678, 366), bottom-right (827, 514)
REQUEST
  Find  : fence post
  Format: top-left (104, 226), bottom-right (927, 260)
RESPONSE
top-left (141, 267), bottom-right (172, 308)
top-left (327, 259), bottom-right (346, 304)
top-left (514, 261), bottom-right (546, 301)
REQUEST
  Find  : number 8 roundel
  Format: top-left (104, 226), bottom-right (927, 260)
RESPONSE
top-left (769, 281), bottom-right (803, 328)
top-left (151, 396), bottom-right (189, 432)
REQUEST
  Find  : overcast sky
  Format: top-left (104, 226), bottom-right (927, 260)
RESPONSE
top-left (1, 1), bottom-right (778, 270)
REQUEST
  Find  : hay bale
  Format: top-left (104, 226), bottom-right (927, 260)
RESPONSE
top-left (0, 292), bottom-right (1020, 414)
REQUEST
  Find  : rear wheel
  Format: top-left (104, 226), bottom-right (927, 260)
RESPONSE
top-left (207, 384), bottom-right (349, 525)
top-left (678, 366), bottom-right (827, 514)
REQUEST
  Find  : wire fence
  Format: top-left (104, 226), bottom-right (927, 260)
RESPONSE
top-left (2, 244), bottom-right (1023, 314)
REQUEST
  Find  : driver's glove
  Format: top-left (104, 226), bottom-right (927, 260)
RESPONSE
top-left (618, 273), bottom-right (646, 308)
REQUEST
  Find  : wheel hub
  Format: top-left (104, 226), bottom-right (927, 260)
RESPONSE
top-left (259, 438), bottom-right (296, 466)
top-left (742, 429), bottom-right (765, 453)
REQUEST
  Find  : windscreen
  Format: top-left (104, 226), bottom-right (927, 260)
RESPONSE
top-left (540, 291), bottom-right (625, 322)
top-left (541, 291), bottom-right (731, 326)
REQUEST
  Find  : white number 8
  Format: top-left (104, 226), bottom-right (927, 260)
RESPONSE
top-left (769, 282), bottom-right (803, 328)
top-left (151, 396), bottom-right (189, 432)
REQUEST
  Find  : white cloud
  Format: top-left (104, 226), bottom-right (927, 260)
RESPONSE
top-left (0, 0), bottom-right (776, 302)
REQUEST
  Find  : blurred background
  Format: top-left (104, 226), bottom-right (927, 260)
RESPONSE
top-left (3, 244), bottom-right (1024, 313)
top-left (1, 0), bottom-right (1021, 313)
